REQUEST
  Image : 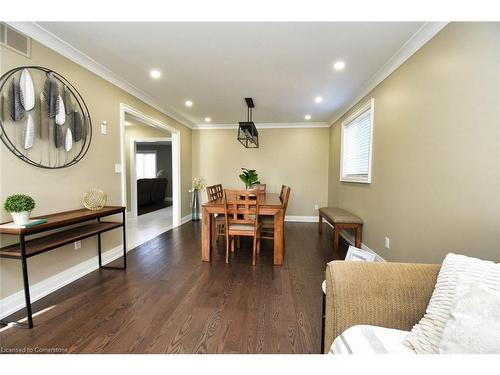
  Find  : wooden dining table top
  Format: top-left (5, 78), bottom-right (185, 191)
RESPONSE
top-left (202, 192), bottom-right (282, 207)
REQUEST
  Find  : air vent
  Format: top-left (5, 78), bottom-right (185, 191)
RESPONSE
top-left (0, 23), bottom-right (31, 58)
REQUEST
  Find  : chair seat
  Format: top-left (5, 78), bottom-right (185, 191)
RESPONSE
top-left (229, 223), bottom-right (260, 231)
top-left (319, 207), bottom-right (363, 224)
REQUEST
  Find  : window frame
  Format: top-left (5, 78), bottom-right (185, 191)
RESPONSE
top-left (136, 150), bottom-right (158, 179)
top-left (339, 98), bottom-right (374, 184)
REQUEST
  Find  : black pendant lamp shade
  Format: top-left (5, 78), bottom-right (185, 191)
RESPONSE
top-left (238, 97), bottom-right (259, 148)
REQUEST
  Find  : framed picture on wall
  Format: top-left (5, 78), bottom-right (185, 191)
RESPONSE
top-left (345, 245), bottom-right (376, 262)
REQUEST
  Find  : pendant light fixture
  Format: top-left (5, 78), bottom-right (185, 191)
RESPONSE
top-left (237, 97), bottom-right (259, 148)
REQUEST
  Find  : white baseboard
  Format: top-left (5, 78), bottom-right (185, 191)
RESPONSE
top-left (181, 214), bottom-right (192, 225)
top-left (0, 245), bottom-right (125, 320)
top-left (285, 215), bottom-right (318, 222)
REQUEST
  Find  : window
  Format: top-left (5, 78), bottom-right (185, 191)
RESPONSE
top-left (136, 151), bottom-right (157, 179)
top-left (340, 99), bottom-right (374, 183)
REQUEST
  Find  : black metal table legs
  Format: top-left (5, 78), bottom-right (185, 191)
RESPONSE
top-left (0, 234), bottom-right (33, 329)
top-left (97, 212), bottom-right (127, 270)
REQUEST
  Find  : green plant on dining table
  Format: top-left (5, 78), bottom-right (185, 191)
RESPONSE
top-left (239, 168), bottom-right (260, 188)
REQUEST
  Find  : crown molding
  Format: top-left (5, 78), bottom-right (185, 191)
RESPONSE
top-left (193, 122), bottom-right (330, 130)
top-left (328, 21), bottom-right (449, 127)
top-left (5, 22), bottom-right (193, 130)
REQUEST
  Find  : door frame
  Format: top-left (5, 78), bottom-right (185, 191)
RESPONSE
top-left (119, 103), bottom-right (181, 227)
top-left (129, 137), bottom-right (172, 218)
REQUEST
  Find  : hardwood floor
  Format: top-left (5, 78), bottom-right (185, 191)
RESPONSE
top-left (0, 221), bottom-right (347, 354)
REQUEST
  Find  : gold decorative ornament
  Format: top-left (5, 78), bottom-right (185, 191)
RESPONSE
top-left (82, 189), bottom-right (107, 211)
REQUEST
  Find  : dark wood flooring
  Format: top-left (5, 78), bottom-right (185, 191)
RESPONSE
top-left (0, 221), bottom-right (347, 354)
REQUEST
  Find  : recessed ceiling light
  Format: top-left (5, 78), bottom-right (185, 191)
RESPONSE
top-left (185, 100), bottom-right (193, 107)
top-left (315, 96), bottom-right (323, 103)
top-left (204, 117), bottom-right (211, 122)
top-left (149, 69), bottom-right (161, 79)
top-left (304, 115), bottom-right (311, 120)
top-left (333, 61), bottom-right (345, 71)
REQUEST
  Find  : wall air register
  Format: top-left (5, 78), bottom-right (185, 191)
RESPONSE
top-left (237, 97), bottom-right (259, 148)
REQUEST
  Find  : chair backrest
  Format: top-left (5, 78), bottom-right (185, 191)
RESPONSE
top-left (223, 190), bottom-right (260, 229)
top-left (206, 184), bottom-right (223, 201)
top-left (279, 185), bottom-right (286, 201)
top-left (281, 186), bottom-right (291, 213)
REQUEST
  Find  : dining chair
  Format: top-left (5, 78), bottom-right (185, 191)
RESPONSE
top-left (206, 184), bottom-right (225, 246)
top-left (261, 186), bottom-right (291, 244)
top-left (223, 189), bottom-right (262, 265)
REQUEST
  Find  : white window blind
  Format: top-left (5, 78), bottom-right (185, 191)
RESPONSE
top-left (340, 99), bottom-right (374, 183)
top-left (136, 152), bottom-right (157, 179)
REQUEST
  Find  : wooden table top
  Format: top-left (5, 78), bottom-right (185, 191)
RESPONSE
top-left (202, 193), bottom-right (282, 207)
top-left (0, 206), bottom-right (125, 235)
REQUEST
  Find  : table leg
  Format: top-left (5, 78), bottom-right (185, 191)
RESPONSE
top-left (355, 224), bottom-right (362, 248)
top-left (0, 236), bottom-right (33, 329)
top-left (20, 234), bottom-right (33, 328)
top-left (122, 210), bottom-right (127, 269)
top-left (202, 207), bottom-right (211, 262)
top-left (273, 208), bottom-right (284, 265)
top-left (333, 224), bottom-right (340, 253)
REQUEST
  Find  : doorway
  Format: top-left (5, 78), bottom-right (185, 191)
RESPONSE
top-left (119, 104), bottom-right (181, 249)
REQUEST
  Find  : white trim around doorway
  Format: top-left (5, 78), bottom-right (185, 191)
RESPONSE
top-left (119, 103), bottom-right (181, 227)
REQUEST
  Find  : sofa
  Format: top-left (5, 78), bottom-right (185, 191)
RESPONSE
top-left (137, 178), bottom-right (167, 208)
top-left (324, 260), bottom-right (440, 353)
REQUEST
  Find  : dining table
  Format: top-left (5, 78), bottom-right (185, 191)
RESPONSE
top-left (201, 192), bottom-right (284, 265)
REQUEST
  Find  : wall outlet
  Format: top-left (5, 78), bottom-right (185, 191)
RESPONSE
top-left (74, 240), bottom-right (81, 250)
top-left (114, 163), bottom-right (122, 174)
top-left (314, 204), bottom-right (319, 210)
top-left (384, 237), bottom-right (390, 249)
top-left (100, 121), bottom-right (108, 135)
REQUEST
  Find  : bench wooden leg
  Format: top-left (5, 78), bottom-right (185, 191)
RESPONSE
top-left (355, 224), bottom-right (362, 248)
top-left (333, 224), bottom-right (340, 253)
top-left (318, 214), bottom-right (323, 234)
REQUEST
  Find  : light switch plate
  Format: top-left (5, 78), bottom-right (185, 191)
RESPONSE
top-left (100, 121), bottom-right (107, 135)
top-left (114, 163), bottom-right (122, 174)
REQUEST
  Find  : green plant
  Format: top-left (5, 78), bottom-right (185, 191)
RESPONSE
top-left (239, 168), bottom-right (260, 187)
top-left (4, 194), bottom-right (36, 213)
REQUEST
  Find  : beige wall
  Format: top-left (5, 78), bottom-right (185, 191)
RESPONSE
top-left (192, 127), bottom-right (330, 216)
top-left (0, 40), bottom-right (192, 299)
top-left (124, 121), bottom-right (171, 209)
top-left (328, 22), bottom-right (500, 264)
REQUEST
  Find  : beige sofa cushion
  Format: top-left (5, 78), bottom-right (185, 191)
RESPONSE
top-left (319, 207), bottom-right (363, 224)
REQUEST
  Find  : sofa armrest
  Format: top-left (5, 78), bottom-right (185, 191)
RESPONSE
top-left (323, 260), bottom-right (440, 353)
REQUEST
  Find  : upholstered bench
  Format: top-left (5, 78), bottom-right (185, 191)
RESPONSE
top-left (318, 207), bottom-right (363, 252)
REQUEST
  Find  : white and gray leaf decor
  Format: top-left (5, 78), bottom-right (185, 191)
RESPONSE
top-left (0, 66), bottom-right (92, 168)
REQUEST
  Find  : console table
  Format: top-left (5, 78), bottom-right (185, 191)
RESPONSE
top-left (0, 206), bottom-right (127, 329)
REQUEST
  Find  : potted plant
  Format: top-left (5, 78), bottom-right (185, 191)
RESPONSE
top-left (239, 168), bottom-right (260, 189)
top-left (189, 177), bottom-right (206, 221)
top-left (4, 194), bottom-right (36, 225)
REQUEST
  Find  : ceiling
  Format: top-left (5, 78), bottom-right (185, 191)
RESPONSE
top-left (37, 22), bottom-right (426, 126)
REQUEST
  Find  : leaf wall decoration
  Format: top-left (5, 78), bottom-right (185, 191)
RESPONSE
top-left (19, 68), bottom-right (35, 111)
top-left (54, 121), bottom-right (64, 148)
top-left (55, 94), bottom-right (66, 125)
top-left (0, 93), bottom-right (8, 122)
top-left (9, 77), bottom-right (25, 122)
top-left (63, 85), bottom-right (74, 114)
top-left (22, 114), bottom-right (35, 149)
top-left (65, 127), bottom-right (73, 152)
top-left (71, 110), bottom-right (83, 141)
top-left (43, 72), bottom-right (59, 118)
top-left (39, 92), bottom-right (49, 138)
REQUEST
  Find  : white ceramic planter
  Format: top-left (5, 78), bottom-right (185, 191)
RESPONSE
top-left (11, 211), bottom-right (31, 225)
